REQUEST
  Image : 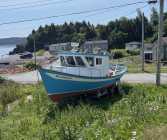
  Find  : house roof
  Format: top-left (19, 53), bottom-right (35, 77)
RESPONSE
top-left (144, 43), bottom-right (153, 48)
top-left (126, 41), bottom-right (141, 45)
top-left (144, 50), bottom-right (153, 54)
top-left (49, 42), bottom-right (79, 47)
top-left (84, 40), bottom-right (108, 45)
top-left (153, 37), bottom-right (167, 45)
top-left (162, 37), bottom-right (167, 44)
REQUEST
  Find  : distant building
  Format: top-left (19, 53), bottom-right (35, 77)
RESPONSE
top-left (49, 42), bottom-right (79, 54)
top-left (142, 37), bottom-right (167, 61)
top-left (81, 40), bottom-right (108, 53)
top-left (143, 43), bottom-right (154, 61)
top-left (154, 37), bottom-right (167, 61)
top-left (125, 42), bottom-right (141, 51)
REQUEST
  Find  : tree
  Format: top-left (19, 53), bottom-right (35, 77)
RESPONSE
top-left (108, 30), bottom-right (128, 49)
top-left (150, 7), bottom-right (159, 27)
top-left (11, 13), bottom-right (159, 54)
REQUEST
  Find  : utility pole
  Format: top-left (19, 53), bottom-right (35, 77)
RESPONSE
top-left (156, 0), bottom-right (164, 86)
top-left (33, 38), bottom-right (37, 70)
top-left (142, 12), bottom-right (145, 72)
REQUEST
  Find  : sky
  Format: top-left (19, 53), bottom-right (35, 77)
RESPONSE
top-left (0, 0), bottom-right (166, 38)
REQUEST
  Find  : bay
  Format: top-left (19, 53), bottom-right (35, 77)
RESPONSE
top-left (0, 44), bottom-right (16, 57)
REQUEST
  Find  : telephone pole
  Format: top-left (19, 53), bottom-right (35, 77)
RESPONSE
top-left (33, 38), bottom-right (37, 70)
top-left (142, 12), bottom-right (145, 72)
top-left (156, 0), bottom-right (164, 86)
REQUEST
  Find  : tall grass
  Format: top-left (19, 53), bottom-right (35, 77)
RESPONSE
top-left (0, 83), bottom-right (167, 139)
top-left (0, 81), bottom-right (36, 112)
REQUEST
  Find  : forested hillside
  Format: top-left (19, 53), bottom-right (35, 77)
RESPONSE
top-left (0, 37), bottom-right (26, 45)
top-left (11, 8), bottom-right (167, 54)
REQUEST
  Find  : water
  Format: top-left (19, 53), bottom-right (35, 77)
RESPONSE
top-left (0, 44), bottom-right (16, 57)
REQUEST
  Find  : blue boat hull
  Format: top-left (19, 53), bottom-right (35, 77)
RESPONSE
top-left (39, 67), bottom-right (126, 102)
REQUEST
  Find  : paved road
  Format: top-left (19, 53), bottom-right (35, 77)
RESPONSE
top-left (1, 71), bottom-right (167, 84)
top-left (122, 73), bottom-right (167, 84)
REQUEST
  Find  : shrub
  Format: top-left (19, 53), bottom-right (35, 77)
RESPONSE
top-left (24, 62), bottom-right (40, 70)
top-left (36, 49), bottom-right (45, 56)
top-left (112, 49), bottom-right (128, 59)
top-left (127, 50), bottom-right (140, 56)
top-left (0, 83), bottom-right (22, 110)
top-left (0, 77), bottom-right (5, 84)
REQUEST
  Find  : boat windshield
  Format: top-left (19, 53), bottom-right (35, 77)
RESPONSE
top-left (85, 57), bottom-right (94, 67)
top-left (75, 56), bottom-right (85, 66)
top-left (60, 56), bottom-right (66, 66)
top-left (60, 56), bottom-right (85, 67)
top-left (66, 56), bottom-right (76, 66)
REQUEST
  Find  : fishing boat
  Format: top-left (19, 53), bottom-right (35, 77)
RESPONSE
top-left (39, 49), bottom-right (127, 102)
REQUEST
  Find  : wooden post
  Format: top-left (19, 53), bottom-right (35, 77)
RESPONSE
top-left (142, 12), bottom-right (145, 72)
top-left (33, 39), bottom-right (37, 70)
top-left (156, 0), bottom-right (164, 86)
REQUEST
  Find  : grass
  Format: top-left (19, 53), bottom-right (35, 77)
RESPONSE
top-left (0, 81), bottom-right (36, 112)
top-left (112, 55), bottom-right (167, 73)
top-left (36, 49), bottom-right (46, 56)
top-left (0, 82), bottom-right (167, 140)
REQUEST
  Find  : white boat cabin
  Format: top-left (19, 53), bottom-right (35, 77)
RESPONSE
top-left (50, 52), bottom-right (111, 77)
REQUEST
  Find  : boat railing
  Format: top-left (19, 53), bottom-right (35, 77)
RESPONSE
top-left (50, 66), bottom-right (104, 77)
top-left (50, 64), bottom-right (126, 77)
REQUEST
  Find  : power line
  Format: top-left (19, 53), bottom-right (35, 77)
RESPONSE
top-left (0, 0), bottom-right (74, 11)
top-left (85, 3), bottom-right (148, 18)
top-left (0, 1), bottom-right (147, 26)
top-left (124, 4), bottom-right (149, 17)
top-left (0, 0), bottom-right (55, 8)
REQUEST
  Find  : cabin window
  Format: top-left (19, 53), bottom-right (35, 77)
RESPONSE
top-left (66, 56), bottom-right (76, 66)
top-left (86, 57), bottom-right (94, 67)
top-left (60, 56), bottom-right (66, 66)
top-left (96, 58), bottom-right (102, 65)
top-left (75, 56), bottom-right (85, 66)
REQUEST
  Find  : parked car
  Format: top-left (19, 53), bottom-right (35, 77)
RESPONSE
top-left (20, 52), bottom-right (33, 59)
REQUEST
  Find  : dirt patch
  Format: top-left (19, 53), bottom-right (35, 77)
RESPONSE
top-left (143, 125), bottom-right (167, 140)
top-left (0, 66), bottom-right (29, 74)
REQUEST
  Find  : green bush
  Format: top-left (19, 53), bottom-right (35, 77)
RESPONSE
top-left (112, 49), bottom-right (128, 59)
top-left (36, 49), bottom-right (45, 56)
top-left (0, 77), bottom-right (5, 84)
top-left (127, 50), bottom-right (140, 56)
top-left (24, 62), bottom-right (40, 70)
top-left (0, 82), bottom-right (36, 112)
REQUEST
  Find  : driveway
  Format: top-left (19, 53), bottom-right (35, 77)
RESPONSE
top-left (1, 71), bottom-right (167, 84)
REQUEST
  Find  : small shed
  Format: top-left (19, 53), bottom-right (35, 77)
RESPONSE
top-left (81, 40), bottom-right (108, 53)
top-left (142, 37), bottom-right (167, 62)
top-left (49, 42), bottom-right (79, 54)
top-left (143, 43), bottom-right (154, 61)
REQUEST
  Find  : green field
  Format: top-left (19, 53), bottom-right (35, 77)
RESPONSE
top-left (0, 81), bottom-right (167, 140)
top-left (112, 55), bottom-right (167, 73)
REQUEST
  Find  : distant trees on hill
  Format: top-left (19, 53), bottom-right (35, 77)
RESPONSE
top-left (11, 8), bottom-right (167, 54)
